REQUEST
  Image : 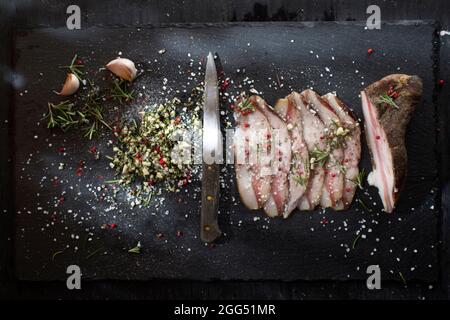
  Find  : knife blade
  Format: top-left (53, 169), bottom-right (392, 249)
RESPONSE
top-left (200, 52), bottom-right (222, 243)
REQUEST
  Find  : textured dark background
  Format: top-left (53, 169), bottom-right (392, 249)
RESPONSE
top-left (1, 0), bottom-right (449, 299)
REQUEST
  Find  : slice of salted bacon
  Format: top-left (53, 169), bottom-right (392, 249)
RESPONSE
top-left (301, 89), bottom-right (345, 208)
top-left (274, 95), bottom-right (310, 218)
top-left (362, 74), bottom-right (422, 213)
top-left (322, 93), bottom-right (361, 210)
top-left (234, 96), bottom-right (273, 210)
top-left (290, 92), bottom-right (326, 210)
top-left (256, 98), bottom-right (292, 217)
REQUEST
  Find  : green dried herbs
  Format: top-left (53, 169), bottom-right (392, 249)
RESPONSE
top-left (43, 81), bottom-right (111, 139)
top-left (44, 55), bottom-right (133, 140)
top-left (109, 88), bottom-right (202, 193)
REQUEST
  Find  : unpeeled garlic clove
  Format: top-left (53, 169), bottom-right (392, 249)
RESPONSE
top-left (106, 57), bottom-right (137, 82)
top-left (57, 73), bottom-right (80, 96)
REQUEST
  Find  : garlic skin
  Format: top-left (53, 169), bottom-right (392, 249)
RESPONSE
top-left (106, 57), bottom-right (137, 82)
top-left (57, 73), bottom-right (80, 96)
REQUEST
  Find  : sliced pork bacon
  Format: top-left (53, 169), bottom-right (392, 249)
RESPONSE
top-left (255, 98), bottom-right (292, 217)
top-left (290, 92), bottom-right (326, 210)
top-left (274, 96), bottom-right (310, 218)
top-left (234, 96), bottom-right (272, 210)
top-left (322, 93), bottom-right (361, 210)
top-left (362, 74), bottom-right (423, 213)
top-left (301, 89), bottom-right (345, 208)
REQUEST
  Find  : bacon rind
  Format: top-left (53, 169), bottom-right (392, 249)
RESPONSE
top-left (362, 74), bottom-right (423, 213)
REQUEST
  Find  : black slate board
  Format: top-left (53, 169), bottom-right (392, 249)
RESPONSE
top-left (13, 21), bottom-right (440, 281)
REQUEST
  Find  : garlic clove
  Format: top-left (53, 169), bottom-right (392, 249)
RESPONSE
top-left (57, 73), bottom-right (80, 96)
top-left (106, 57), bottom-right (137, 82)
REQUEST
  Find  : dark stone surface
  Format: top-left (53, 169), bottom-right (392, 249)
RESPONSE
top-left (13, 22), bottom-right (439, 283)
top-left (1, 0), bottom-right (449, 299)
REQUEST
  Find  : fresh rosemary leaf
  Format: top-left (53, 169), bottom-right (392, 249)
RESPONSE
top-left (44, 101), bottom-right (77, 129)
top-left (398, 271), bottom-right (407, 286)
top-left (84, 121), bottom-right (98, 140)
top-left (59, 54), bottom-right (84, 80)
top-left (85, 246), bottom-right (104, 259)
top-left (379, 92), bottom-right (399, 109)
top-left (309, 146), bottom-right (330, 167)
top-left (128, 241), bottom-right (142, 254)
top-left (293, 174), bottom-right (307, 187)
top-left (349, 168), bottom-right (365, 189)
top-left (236, 97), bottom-right (255, 113)
top-left (357, 198), bottom-right (372, 212)
top-left (352, 233), bottom-right (361, 249)
top-left (51, 250), bottom-right (65, 261)
top-left (110, 79), bottom-right (134, 103)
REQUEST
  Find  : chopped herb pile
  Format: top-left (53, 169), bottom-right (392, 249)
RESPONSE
top-left (109, 89), bottom-right (202, 193)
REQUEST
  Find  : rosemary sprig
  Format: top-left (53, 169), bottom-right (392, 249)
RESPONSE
top-left (379, 92), bottom-right (399, 109)
top-left (330, 158), bottom-right (347, 174)
top-left (237, 97), bottom-right (255, 113)
top-left (293, 174), bottom-right (307, 187)
top-left (85, 246), bottom-right (104, 259)
top-left (349, 168), bottom-right (366, 189)
top-left (142, 193), bottom-right (153, 206)
top-left (82, 102), bottom-right (111, 139)
top-left (326, 119), bottom-right (350, 150)
top-left (51, 250), bottom-right (65, 262)
top-left (81, 83), bottom-right (111, 138)
top-left (309, 146), bottom-right (330, 168)
top-left (352, 233), bottom-right (361, 249)
top-left (398, 271), bottom-right (407, 286)
top-left (84, 121), bottom-right (99, 140)
top-left (337, 162), bottom-right (347, 174)
top-left (105, 179), bottom-right (122, 184)
top-left (59, 54), bottom-right (84, 80)
top-left (357, 198), bottom-right (372, 212)
top-left (45, 82), bottom-right (111, 139)
top-left (44, 101), bottom-right (78, 130)
top-left (110, 79), bottom-right (134, 103)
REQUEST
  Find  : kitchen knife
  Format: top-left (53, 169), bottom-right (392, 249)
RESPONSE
top-left (200, 52), bottom-right (222, 243)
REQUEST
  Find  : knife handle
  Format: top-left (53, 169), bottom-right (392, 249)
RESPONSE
top-left (200, 163), bottom-right (221, 243)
